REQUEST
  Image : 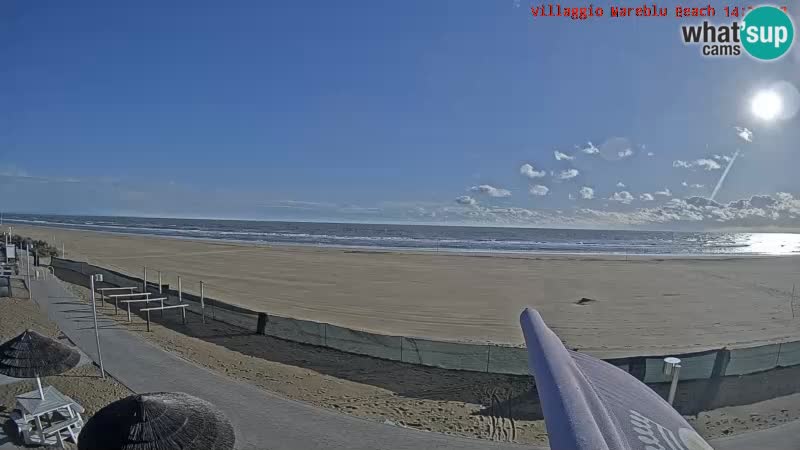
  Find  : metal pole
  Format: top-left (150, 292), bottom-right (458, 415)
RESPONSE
top-left (90, 276), bottom-right (106, 379)
top-left (25, 244), bottom-right (31, 299)
top-left (158, 271), bottom-right (162, 294)
top-left (178, 276), bottom-right (182, 303)
top-left (143, 266), bottom-right (147, 292)
top-left (200, 281), bottom-right (205, 323)
top-left (667, 365), bottom-right (681, 405)
top-left (36, 376), bottom-right (45, 399)
top-left (62, 243), bottom-right (65, 258)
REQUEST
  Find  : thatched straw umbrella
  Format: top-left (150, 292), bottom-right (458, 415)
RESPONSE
top-left (0, 329), bottom-right (81, 398)
top-left (78, 392), bottom-right (235, 450)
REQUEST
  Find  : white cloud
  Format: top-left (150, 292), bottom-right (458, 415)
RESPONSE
top-left (647, 152), bottom-right (655, 157)
top-left (554, 150), bottom-right (574, 161)
top-left (273, 200), bottom-right (339, 209)
top-left (579, 142), bottom-right (600, 155)
top-left (455, 195), bottom-right (477, 206)
top-left (519, 163), bottom-right (546, 179)
top-left (655, 188), bottom-right (672, 197)
top-left (696, 159), bottom-right (721, 170)
top-left (712, 154), bottom-right (734, 163)
top-left (616, 181), bottom-right (626, 188)
top-left (691, 183), bottom-right (705, 188)
top-left (609, 191), bottom-right (634, 204)
top-left (0, 166), bottom-right (83, 184)
top-left (0, 165), bottom-right (30, 178)
top-left (735, 126), bottom-right (753, 143)
top-left (470, 185), bottom-right (511, 197)
top-left (673, 158), bottom-right (721, 171)
top-left (408, 193), bottom-right (800, 230)
top-left (529, 185), bottom-right (549, 196)
top-left (681, 181), bottom-right (689, 187)
top-left (555, 169), bottom-right (579, 180)
top-left (579, 186), bottom-right (595, 200)
top-left (640, 193), bottom-right (655, 201)
top-left (618, 148), bottom-right (634, 159)
top-left (568, 193), bottom-right (576, 200)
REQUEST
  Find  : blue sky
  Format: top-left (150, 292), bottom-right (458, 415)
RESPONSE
top-left (2, 1), bottom-right (800, 229)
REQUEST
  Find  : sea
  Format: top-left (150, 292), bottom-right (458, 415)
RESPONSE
top-left (4, 214), bottom-right (800, 256)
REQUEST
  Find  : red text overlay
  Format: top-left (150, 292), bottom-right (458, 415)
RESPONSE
top-left (530, 4), bottom-right (789, 20)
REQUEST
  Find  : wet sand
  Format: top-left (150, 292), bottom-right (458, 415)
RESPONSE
top-left (13, 224), bottom-right (800, 358)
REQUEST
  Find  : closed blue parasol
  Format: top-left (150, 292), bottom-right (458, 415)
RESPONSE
top-left (520, 308), bottom-right (713, 450)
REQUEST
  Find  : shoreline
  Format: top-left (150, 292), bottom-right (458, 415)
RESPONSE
top-left (11, 223), bottom-right (800, 355)
top-left (6, 221), bottom-right (796, 261)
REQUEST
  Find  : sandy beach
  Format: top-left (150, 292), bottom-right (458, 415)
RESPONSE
top-left (56, 275), bottom-right (800, 445)
top-left (12, 224), bottom-right (800, 357)
top-left (2, 233), bottom-right (798, 446)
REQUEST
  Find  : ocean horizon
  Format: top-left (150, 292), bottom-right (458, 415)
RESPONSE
top-left (4, 213), bottom-right (800, 256)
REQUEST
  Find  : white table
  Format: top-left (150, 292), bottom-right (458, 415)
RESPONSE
top-left (14, 386), bottom-right (84, 447)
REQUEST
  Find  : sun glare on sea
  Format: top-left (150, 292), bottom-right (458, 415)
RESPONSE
top-left (751, 89), bottom-right (783, 121)
top-left (745, 233), bottom-right (800, 255)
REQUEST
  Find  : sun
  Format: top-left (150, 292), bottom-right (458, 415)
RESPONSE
top-left (751, 90), bottom-right (783, 121)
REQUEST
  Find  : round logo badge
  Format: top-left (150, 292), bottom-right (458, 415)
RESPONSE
top-left (741, 6), bottom-right (795, 61)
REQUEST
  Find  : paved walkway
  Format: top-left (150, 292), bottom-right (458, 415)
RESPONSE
top-left (17, 272), bottom-right (800, 450)
top-left (29, 276), bottom-right (533, 450)
top-left (709, 420), bottom-right (800, 450)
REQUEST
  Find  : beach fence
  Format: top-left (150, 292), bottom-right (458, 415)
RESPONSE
top-left (48, 256), bottom-right (800, 414)
top-left (52, 258), bottom-right (250, 330)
